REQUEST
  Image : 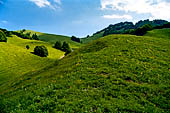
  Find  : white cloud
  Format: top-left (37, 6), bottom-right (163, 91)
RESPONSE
top-left (101, 0), bottom-right (170, 20)
top-left (103, 14), bottom-right (133, 20)
top-left (54, 0), bottom-right (61, 5)
top-left (29, 0), bottom-right (62, 10)
top-left (29, 0), bottom-right (51, 8)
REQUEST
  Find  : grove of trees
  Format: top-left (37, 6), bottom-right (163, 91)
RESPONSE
top-left (54, 41), bottom-right (71, 55)
top-left (71, 36), bottom-right (80, 43)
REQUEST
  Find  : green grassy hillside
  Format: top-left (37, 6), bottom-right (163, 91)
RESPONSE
top-left (81, 31), bottom-right (104, 43)
top-left (145, 28), bottom-right (170, 40)
top-left (0, 35), bottom-right (64, 87)
top-left (22, 30), bottom-right (82, 49)
top-left (1, 32), bottom-right (170, 112)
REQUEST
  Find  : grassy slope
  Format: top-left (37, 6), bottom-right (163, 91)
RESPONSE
top-left (81, 31), bottom-right (104, 43)
top-left (22, 30), bottom-right (82, 49)
top-left (1, 32), bottom-right (170, 112)
top-left (145, 28), bottom-right (170, 40)
top-left (0, 35), bottom-right (64, 87)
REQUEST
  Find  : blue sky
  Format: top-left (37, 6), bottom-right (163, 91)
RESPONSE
top-left (0, 0), bottom-right (170, 37)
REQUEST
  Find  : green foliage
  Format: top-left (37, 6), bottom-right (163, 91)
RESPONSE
top-left (0, 30), bottom-right (7, 42)
top-left (133, 24), bottom-right (153, 36)
top-left (26, 32), bottom-right (31, 37)
top-left (54, 41), bottom-right (62, 50)
top-left (20, 29), bottom-right (26, 34)
top-left (82, 19), bottom-right (168, 43)
top-left (71, 36), bottom-right (80, 43)
top-left (62, 41), bottom-right (71, 55)
top-left (26, 45), bottom-right (30, 49)
top-left (32, 33), bottom-right (39, 40)
top-left (103, 22), bottom-right (135, 36)
top-left (12, 31), bottom-right (32, 39)
top-left (34, 45), bottom-right (48, 57)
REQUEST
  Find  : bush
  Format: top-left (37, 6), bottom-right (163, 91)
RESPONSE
top-left (0, 30), bottom-right (7, 42)
top-left (32, 33), bottom-right (39, 40)
top-left (62, 42), bottom-right (71, 55)
top-left (26, 45), bottom-right (30, 49)
top-left (34, 46), bottom-right (48, 57)
top-left (54, 41), bottom-right (62, 50)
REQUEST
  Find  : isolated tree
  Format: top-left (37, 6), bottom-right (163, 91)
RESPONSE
top-left (26, 45), bottom-right (30, 49)
top-left (54, 41), bottom-right (62, 50)
top-left (32, 33), bottom-right (39, 40)
top-left (62, 42), bottom-right (71, 55)
top-left (34, 45), bottom-right (48, 57)
top-left (0, 30), bottom-right (7, 42)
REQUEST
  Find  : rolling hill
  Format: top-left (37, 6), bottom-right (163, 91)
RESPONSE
top-left (22, 30), bottom-right (82, 49)
top-left (81, 19), bottom-right (168, 43)
top-left (0, 28), bottom-right (170, 112)
top-left (0, 34), bottom-right (65, 88)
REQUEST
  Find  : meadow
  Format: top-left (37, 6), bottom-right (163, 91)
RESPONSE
top-left (0, 29), bottom-right (170, 112)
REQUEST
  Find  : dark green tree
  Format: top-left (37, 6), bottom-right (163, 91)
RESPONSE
top-left (0, 30), bottom-right (7, 42)
top-left (71, 36), bottom-right (80, 43)
top-left (62, 42), bottom-right (71, 55)
top-left (34, 45), bottom-right (48, 57)
top-left (32, 33), bottom-right (39, 40)
top-left (26, 45), bottom-right (30, 49)
top-left (26, 32), bottom-right (31, 37)
top-left (54, 41), bottom-right (62, 50)
top-left (134, 24), bottom-right (153, 36)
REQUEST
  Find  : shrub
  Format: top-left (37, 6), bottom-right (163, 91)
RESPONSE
top-left (54, 41), bottom-right (62, 50)
top-left (26, 45), bottom-right (30, 49)
top-left (0, 30), bottom-right (7, 42)
top-left (34, 46), bottom-right (48, 57)
top-left (32, 33), bottom-right (39, 40)
top-left (62, 42), bottom-right (71, 55)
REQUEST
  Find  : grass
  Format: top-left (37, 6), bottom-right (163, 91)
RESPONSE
top-left (0, 29), bottom-right (170, 112)
top-left (145, 28), bottom-right (170, 40)
top-left (0, 35), bottom-right (64, 87)
top-left (81, 31), bottom-right (104, 43)
top-left (22, 30), bottom-right (82, 50)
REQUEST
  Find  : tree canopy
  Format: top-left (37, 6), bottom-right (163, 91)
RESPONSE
top-left (0, 30), bottom-right (7, 42)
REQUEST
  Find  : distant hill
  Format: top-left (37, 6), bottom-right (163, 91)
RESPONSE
top-left (22, 30), bottom-right (82, 50)
top-left (82, 19), bottom-right (168, 43)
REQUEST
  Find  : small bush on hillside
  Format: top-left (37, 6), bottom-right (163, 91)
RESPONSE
top-left (54, 41), bottom-right (62, 50)
top-left (62, 42), bottom-right (71, 55)
top-left (0, 30), bottom-right (7, 42)
top-left (34, 45), bottom-right (48, 57)
top-left (26, 45), bottom-right (30, 49)
top-left (32, 33), bottom-right (39, 40)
